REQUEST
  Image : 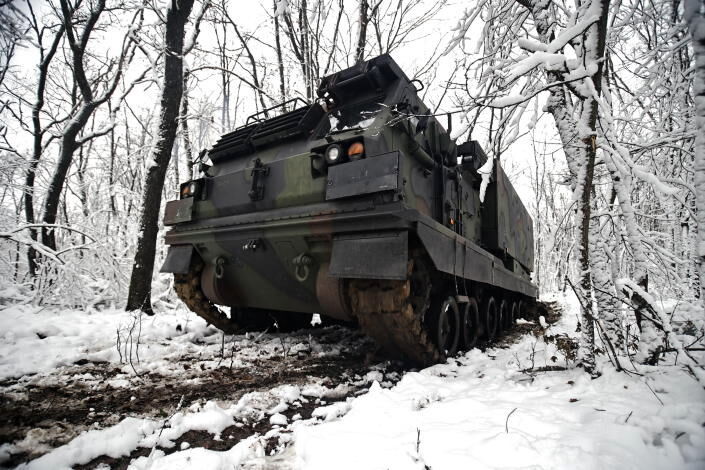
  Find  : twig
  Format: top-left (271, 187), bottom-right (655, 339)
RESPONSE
top-left (229, 334), bottom-right (238, 370)
top-left (594, 316), bottom-right (623, 371)
top-left (135, 311), bottom-right (142, 364)
top-left (505, 407), bottom-right (518, 433)
top-left (624, 410), bottom-right (633, 423)
top-left (643, 379), bottom-right (664, 406)
top-left (217, 332), bottom-right (225, 367)
top-left (150, 394), bottom-right (185, 458)
top-left (116, 327), bottom-right (123, 363)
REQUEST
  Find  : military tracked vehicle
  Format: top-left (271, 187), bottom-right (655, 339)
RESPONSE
top-left (161, 54), bottom-right (537, 366)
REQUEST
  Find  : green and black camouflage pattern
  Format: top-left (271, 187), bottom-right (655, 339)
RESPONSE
top-left (161, 54), bottom-right (537, 322)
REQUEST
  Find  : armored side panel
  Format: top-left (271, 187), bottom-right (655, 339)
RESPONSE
top-left (329, 230), bottom-right (408, 280)
top-left (482, 162), bottom-right (534, 272)
top-left (326, 152), bottom-right (401, 200)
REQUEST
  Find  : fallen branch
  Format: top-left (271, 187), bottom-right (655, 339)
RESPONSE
top-left (505, 407), bottom-right (518, 433)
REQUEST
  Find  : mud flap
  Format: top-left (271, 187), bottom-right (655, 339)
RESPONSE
top-left (164, 198), bottom-right (194, 225)
top-left (329, 231), bottom-right (407, 280)
top-left (160, 245), bottom-right (194, 274)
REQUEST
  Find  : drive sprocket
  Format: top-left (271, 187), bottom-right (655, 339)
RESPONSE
top-left (347, 258), bottom-right (443, 366)
top-left (173, 261), bottom-right (239, 333)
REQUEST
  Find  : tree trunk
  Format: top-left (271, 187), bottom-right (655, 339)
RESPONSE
top-left (355, 0), bottom-right (369, 64)
top-left (274, 0), bottom-right (286, 106)
top-left (41, 105), bottom-right (91, 251)
top-left (43, 0), bottom-right (119, 253)
top-left (181, 72), bottom-right (195, 180)
top-left (523, 0), bottom-right (610, 375)
top-left (108, 103), bottom-right (117, 217)
top-left (574, 106), bottom-right (598, 375)
top-left (25, 24), bottom-right (65, 278)
top-left (126, 0), bottom-right (195, 314)
top-left (575, 0), bottom-right (610, 376)
top-left (685, 0), bottom-right (705, 299)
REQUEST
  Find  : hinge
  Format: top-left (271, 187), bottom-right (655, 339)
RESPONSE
top-left (248, 158), bottom-right (270, 201)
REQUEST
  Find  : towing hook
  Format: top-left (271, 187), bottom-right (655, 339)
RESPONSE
top-left (292, 253), bottom-right (313, 266)
top-left (292, 253), bottom-right (313, 282)
top-left (214, 256), bottom-right (227, 279)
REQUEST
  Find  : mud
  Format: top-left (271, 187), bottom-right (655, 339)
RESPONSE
top-left (1, 301), bottom-right (560, 469)
top-left (0, 326), bottom-right (392, 468)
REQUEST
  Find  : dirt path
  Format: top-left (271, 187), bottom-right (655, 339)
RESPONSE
top-left (1, 302), bottom-right (559, 469)
top-left (1, 325), bottom-right (402, 468)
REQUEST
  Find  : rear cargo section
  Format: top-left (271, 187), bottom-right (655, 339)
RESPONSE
top-left (482, 163), bottom-right (535, 272)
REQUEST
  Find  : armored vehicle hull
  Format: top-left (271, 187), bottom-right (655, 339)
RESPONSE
top-left (162, 55), bottom-right (538, 365)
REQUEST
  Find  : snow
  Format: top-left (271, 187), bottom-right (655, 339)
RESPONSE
top-left (518, 15), bottom-right (601, 56)
top-left (291, 295), bottom-right (705, 470)
top-left (4, 294), bottom-right (704, 469)
top-left (0, 304), bottom-right (209, 380)
top-left (10, 384), bottom-right (295, 469)
top-left (129, 438), bottom-right (256, 470)
top-left (275, 0), bottom-right (289, 19)
top-left (478, 157), bottom-right (494, 203)
top-left (17, 418), bottom-right (158, 470)
top-left (270, 413), bottom-right (288, 426)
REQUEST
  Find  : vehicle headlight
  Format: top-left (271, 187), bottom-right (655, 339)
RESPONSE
top-left (180, 180), bottom-right (201, 199)
top-left (325, 144), bottom-right (343, 164)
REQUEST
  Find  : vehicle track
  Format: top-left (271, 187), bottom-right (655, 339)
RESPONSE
top-left (348, 277), bottom-right (442, 366)
top-left (175, 258), bottom-right (552, 368)
top-left (174, 261), bottom-right (237, 333)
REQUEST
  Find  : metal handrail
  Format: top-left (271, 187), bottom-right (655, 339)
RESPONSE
top-left (245, 98), bottom-right (309, 126)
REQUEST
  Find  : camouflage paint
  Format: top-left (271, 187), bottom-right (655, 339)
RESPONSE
top-left (162, 54), bottom-right (538, 319)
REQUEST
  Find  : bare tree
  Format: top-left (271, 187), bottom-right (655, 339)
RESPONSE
top-left (41, 0), bottom-right (141, 252)
top-left (126, 0), bottom-right (205, 314)
top-left (355, 1), bottom-right (380, 64)
top-left (274, 0), bottom-right (287, 104)
top-left (0, 0), bottom-right (27, 90)
top-left (450, 0), bottom-right (701, 374)
top-left (220, 4), bottom-right (271, 115)
top-left (685, 0), bottom-right (705, 300)
top-left (450, 0), bottom-right (612, 375)
top-left (17, 3), bottom-right (65, 278)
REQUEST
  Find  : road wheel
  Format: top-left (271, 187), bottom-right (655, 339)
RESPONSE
top-left (461, 297), bottom-right (480, 350)
top-left (509, 301), bottom-right (518, 329)
top-left (483, 297), bottom-right (498, 342)
top-left (498, 299), bottom-right (508, 335)
top-left (431, 296), bottom-right (460, 357)
top-left (516, 300), bottom-right (526, 321)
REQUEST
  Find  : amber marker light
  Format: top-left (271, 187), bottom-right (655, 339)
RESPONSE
top-left (347, 142), bottom-right (365, 160)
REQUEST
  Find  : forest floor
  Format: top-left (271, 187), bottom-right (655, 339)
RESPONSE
top-left (0, 293), bottom-right (703, 470)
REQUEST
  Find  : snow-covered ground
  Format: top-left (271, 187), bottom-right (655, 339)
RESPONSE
top-left (1, 293), bottom-right (703, 470)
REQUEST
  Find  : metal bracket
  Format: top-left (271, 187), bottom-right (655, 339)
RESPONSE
top-left (242, 238), bottom-right (262, 251)
top-left (248, 158), bottom-right (270, 201)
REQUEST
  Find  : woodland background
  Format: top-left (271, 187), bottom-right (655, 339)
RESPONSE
top-left (0, 0), bottom-right (704, 376)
